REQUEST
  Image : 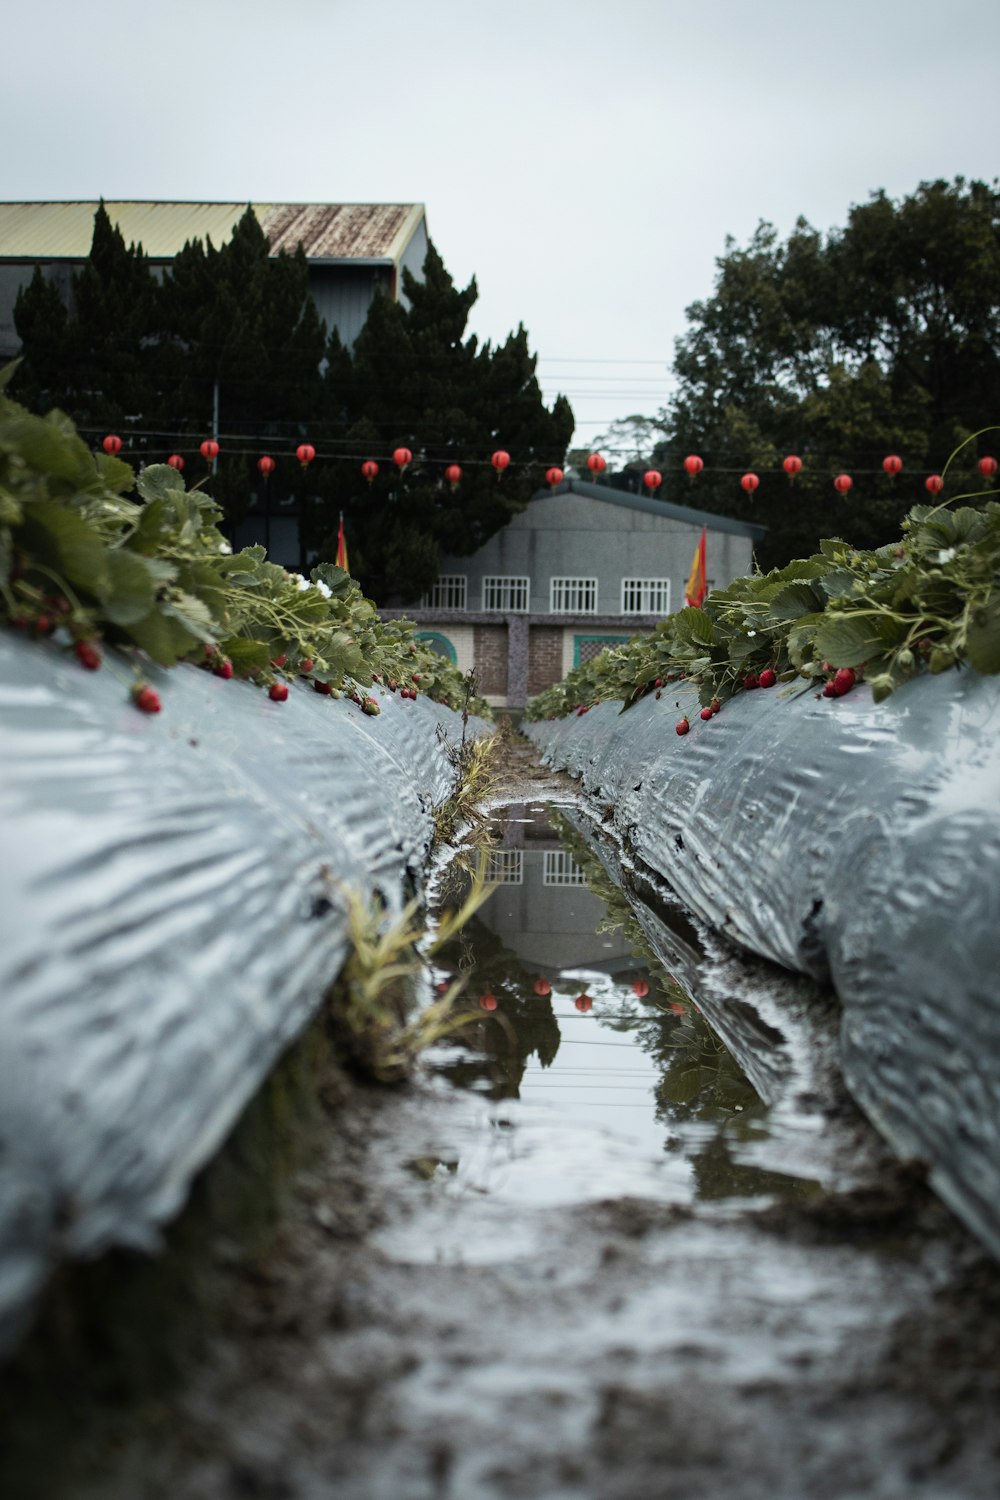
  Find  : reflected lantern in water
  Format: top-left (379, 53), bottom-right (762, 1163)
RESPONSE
top-left (574, 995), bottom-right (593, 1013)
top-left (479, 993), bottom-right (498, 1011)
top-left (532, 977), bottom-right (551, 997)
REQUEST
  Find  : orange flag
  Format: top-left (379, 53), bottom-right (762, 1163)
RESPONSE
top-left (335, 512), bottom-right (349, 573)
top-left (684, 526), bottom-right (707, 608)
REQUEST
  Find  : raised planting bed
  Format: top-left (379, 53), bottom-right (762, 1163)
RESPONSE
top-left (0, 631), bottom-right (489, 1360)
top-left (525, 669), bottom-right (1000, 1259)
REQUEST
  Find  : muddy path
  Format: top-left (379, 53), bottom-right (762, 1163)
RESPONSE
top-left (6, 728), bottom-right (1000, 1500)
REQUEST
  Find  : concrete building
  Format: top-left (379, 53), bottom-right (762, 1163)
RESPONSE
top-left (382, 476), bottom-right (765, 709)
top-left (0, 200), bottom-right (429, 358)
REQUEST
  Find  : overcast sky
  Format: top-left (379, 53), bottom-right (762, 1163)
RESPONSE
top-left (5, 0), bottom-right (998, 451)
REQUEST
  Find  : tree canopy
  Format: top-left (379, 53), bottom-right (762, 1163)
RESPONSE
top-left (12, 206), bottom-right (573, 602)
top-left (616, 178), bottom-right (1000, 568)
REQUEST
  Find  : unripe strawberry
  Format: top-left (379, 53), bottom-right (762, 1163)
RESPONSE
top-left (132, 684), bottom-right (161, 713)
top-left (758, 668), bottom-right (777, 688)
top-left (655, 689), bottom-right (662, 699)
top-left (710, 698), bottom-right (721, 714)
top-left (362, 697), bottom-right (380, 715)
top-left (213, 658), bottom-right (233, 679)
top-left (699, 707), bottom-right (713, 721)
top-left (676, 716), bottom-right (690, 735)
top-left (74, 640), bottom-right (101, 670)
top-left (204, 642), bottom-right (218, 657)
top-left (269, 682), bottom-right (289, 702)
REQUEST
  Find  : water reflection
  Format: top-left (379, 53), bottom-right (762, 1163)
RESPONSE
top-left (428, 804), bottom-right (822, 1207)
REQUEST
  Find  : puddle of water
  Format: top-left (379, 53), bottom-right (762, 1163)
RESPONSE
top-left (396, 802), bottom-right (826, 1246)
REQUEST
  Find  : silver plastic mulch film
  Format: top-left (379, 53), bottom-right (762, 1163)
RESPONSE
top-left (526, 673), bottom-right (1000, 1258)
top-left (0, 633), bottom-right (486, 1357)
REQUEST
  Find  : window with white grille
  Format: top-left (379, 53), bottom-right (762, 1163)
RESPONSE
top-left (421, 575), bottom-right (467, 610)
top-left (543, 851), bottom-right (588, 887)
top-left (482, 576), bottom-right (530, 613)
top-left (550, 577), bottom-right (598, 614)
top-left (621, 578), bottom-right (671, 615)
top-left (484, 849), bottom-right (524, 885)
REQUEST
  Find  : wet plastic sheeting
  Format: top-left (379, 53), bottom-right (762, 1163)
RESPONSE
top-left (526, 674), bottom-right (1000, 1257)
top-left (0, 634), bottom-right (486, 1357)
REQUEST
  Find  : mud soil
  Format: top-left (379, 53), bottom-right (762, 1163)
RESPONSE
top-left (8, 727), bottom-right (1000, 1500)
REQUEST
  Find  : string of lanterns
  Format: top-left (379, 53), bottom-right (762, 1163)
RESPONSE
top-left (99, 433), bottom-right (1000, 495)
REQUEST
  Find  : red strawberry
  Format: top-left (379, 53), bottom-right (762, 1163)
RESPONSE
top-left (758, 668), bottom-right (777, 688)
top-left (699, 707), bottom-right (713, 721)
top-left (213, 658), bottom-right (234, 679)
top-left (204, 642), bottom-right (218, 658)
top-left (411, 673), bottom-right (421, 684)
top-left (676, 716), bottom-right (690, 735)
top-left (313, 680), bottom-right (332, 695)
top-left (74, 640), bottom-right (101, 670)
top-left (300, 658), bottom-right (314, 674)
top-left (654, 678), bottom-right (665, 688)
top-left (822, 680), bottom-right (837, 697)
top-left (132, 684), bottom-right (161, 713)
top-left (271, 654), bottom-right (287, 668)
top-left (832, 666), bottom-right (856, 696)
top-left (710, 698), bottom-right (721, 715)
top-left (269, 682), bottom-right (289, 702)
top-left (743, 671), bottom-right (759, 690)
top-left (35, 615), bottom-right (53, 636)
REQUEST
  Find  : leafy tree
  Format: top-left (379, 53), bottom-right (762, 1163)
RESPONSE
top-left (307, 243), bottom-right (574, 602)
top-left (652, 178), bottom-right (1000, 568)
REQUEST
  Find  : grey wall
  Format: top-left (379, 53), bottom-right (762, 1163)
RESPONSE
top-left (437, 490), bottom-right (754, 615)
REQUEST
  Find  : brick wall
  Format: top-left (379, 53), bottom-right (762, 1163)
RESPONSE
top-left (473, 624), bottom-right (508, 695)
top-left (528, 626), bottom-right (564, 695)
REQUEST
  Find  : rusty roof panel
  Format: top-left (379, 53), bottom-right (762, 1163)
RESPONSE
top-left (257, 203), bottom-right (421, 260)
top-left (0, 202), bottom-right (424, 264)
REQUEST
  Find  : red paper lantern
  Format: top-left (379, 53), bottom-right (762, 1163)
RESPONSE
top-left (532, 977), bottom-right (551, 997)
top-left (883, 454), bottom-right (903, 477)
top-left (393, 446), bottom-right (413, 471)
top-left (925, 474), bottom-right (944, 495)
top-left (102, 434), bottom-right (123, 456)
top-left (491, 449), bottom-right (511, 475)
top-left (683, 454), bottom-right (703, 478)
top-left (741, 472), bottom-right (760, 494)
top-left (361, 459), bottom-right (379, 484)
top-left (643, 469), bottom-right (662, 493)
top-left (200, 439), bottom-right (220, 462)
top-left (834, 473), bottom-right (853, 495)
top-left (545, 466), bottom-right (564, 488)
top-left (257, 455), bottom-right (275, 477)
top-left (444, 463), bottom-right (462, 490)
top-left (574, 994), bottom-right (594, 1013)
top-left (783, 454), bottom-right (803, 478)
top-left (167, 453), bottom-right (185, 471)
top-left (296, 442), bottom-right (316, 467)
top-left (586, 452), bottom-right (607, 476)
top-left (978, 456), bottom-right (998, 478)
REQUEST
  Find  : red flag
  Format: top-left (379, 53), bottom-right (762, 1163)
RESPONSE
top-left (335, 512), bottom-right (349, 573)
top-left (684, 526), bottom-right (707, 608)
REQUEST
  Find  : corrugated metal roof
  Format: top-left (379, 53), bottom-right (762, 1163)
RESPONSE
top-left (0, 201), bottom-right (425, 264)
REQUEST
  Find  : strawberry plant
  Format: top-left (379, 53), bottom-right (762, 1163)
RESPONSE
top-left (527, 429), bottom-right (1000, 721)
top-left (0, 366), bottom-right (491, 719)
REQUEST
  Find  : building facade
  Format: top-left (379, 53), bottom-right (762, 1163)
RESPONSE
top-left (382, 477), bottom-right (765, 708)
